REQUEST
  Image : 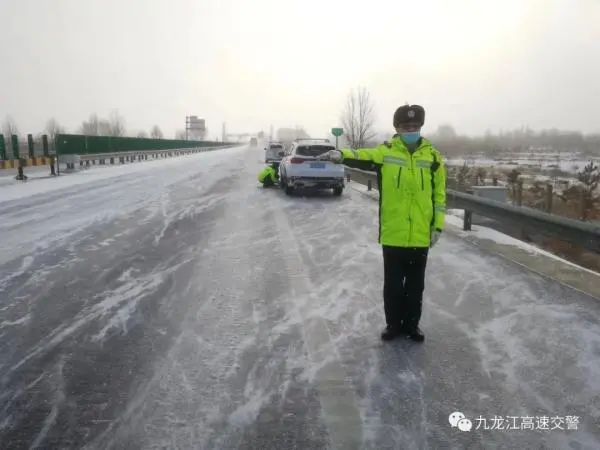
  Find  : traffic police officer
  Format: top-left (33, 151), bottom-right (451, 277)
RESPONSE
top-left (258, 162), bottom-right (280, 188)
top-left (328, 104), bottom-right (446, 342)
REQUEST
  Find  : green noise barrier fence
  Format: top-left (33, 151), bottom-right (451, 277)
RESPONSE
top-left (55, 134), bottom-right (232, 156)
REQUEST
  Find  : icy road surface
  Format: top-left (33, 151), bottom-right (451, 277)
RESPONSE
top-left (0, 146), bottom-right (599, 450)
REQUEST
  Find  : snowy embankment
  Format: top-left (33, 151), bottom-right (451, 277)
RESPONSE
top-left (444, 209), bottom-right (600, 276)
top-left (446, 154), bottom-right (597, 175)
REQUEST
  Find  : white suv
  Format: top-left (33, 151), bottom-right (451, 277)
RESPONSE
top-left (265, 141), bottom-right (285, 163)
top-left (279, 139), bottom-right (344, 196)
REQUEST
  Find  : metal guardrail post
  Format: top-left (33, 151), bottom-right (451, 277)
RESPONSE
top-left (11, 135), bottom-right (19, 160)
top-left (0, 134), bottom-right (6, 160)
top-left (16, 158), bottom-right (27, 180)
top-left (367, 179), bottom-right (372, 191)
top-left (42, 135), bottom-right (49, 157)
top-left (463, 211), bottom-right (472, 231)
top-left (27, 134), bottom-right (35, 159)
top-left (545, 184), bottom-right (553, 213)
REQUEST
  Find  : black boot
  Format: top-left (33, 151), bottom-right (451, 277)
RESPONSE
top-left (403, 326), bottom-right (425, 342)
top-left (381, 325), bottom-right (402, 341)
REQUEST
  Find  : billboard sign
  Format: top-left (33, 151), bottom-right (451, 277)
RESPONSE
top-left (186, 116), bottom-right (207, 139)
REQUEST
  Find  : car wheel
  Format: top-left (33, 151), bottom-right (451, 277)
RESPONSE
top-left (333, 186), bottom-right (343, 196)
top-left (285, 185), bottom-right (294, 196)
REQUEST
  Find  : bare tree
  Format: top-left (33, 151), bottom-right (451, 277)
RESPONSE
top-left (150, 125), bottom-right (163, 139)
top-left (45, 118), bottom-right (66, 142)
top-left (506, 168), bottom-right (522, 201)
top-left (77, 113), bottom-right (120, 136)
top-left (340, 86), bottom-right (376, 149)
top-left (108, 110), bottom-right (126, 137)
top-left (137, 130), bottom-right (149, 138)
top-left (527, 181), bottom-right (548, 210)
top-left (576, 160), bottom-right (600, 220)
top-left (98, 119), bottom-right (112, 136)
top-left (175, 129), bottom-right (186, 140)
top-left (457, 162), bottom-right (472, 191)
top-left (435, 124), bottom-right (457, 140)
top-left (577, 160), bottom-right (600, 195)
top-left (78, 113), bottom-right (101, 135)
top-left (293, 125), bottom-right (310, 139)
top-left (2, 115), bottom-right (19, 137)
top-left (475, 167), bottom-right (487, 186)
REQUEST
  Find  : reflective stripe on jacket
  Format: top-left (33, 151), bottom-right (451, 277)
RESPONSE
top-left (340, 136), bottom-right (446, 247)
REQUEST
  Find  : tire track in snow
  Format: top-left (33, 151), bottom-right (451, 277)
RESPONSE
top-left (272, 203), bottom-right (364, 450)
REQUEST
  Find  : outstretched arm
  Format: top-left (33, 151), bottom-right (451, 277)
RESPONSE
top-left (339, 145), bottom-right (385, 165)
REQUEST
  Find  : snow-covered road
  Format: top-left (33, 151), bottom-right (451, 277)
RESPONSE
top-left (0, 146), bottom-right (598, 449)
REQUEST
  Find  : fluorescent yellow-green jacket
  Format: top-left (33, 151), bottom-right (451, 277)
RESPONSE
top-left (340, 136), bottom-right (446, 247)
top-left (258, 166), bottom-right (278, 183)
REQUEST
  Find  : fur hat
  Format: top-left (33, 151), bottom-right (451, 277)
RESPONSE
top-left (393, 104), bottom-right (425, 127)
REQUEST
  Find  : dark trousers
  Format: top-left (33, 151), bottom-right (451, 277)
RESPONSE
top-left (263, 176), bottom-right (275, 187)
top-left (382, 246), bottom-right (429, 330)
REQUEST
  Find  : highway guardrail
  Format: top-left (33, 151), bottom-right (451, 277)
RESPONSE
top-left (73, 146), bottom-right (233, 165)
top-left (5, 145), bottom-right (238, 178)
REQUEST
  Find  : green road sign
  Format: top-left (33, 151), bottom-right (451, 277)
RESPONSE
top-left (331, 127), bottom-right (343, 137)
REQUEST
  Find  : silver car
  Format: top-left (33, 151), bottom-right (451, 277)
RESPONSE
top-left (265, 141), bottom-right (285, 163)
top-left (279, 139), bottom-right (344, 196)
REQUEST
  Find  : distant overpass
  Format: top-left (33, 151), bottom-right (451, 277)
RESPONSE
top-left (221, 122), bottom-right (266, 142)
top-left (225, 133), bottom-right (254, 142)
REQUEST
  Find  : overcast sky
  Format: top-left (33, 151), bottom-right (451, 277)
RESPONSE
top-left (1, 0), bottom-right (599, 139)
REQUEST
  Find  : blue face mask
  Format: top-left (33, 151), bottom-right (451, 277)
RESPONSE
top-left (401, 131), bottom-right (421, 145)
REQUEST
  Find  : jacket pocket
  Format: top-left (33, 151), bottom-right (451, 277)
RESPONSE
top-left (397, 167), bottom-right (403, 188)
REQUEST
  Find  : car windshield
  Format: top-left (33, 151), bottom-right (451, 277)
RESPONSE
top-left (296, 145), bottom-right (334, 157)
